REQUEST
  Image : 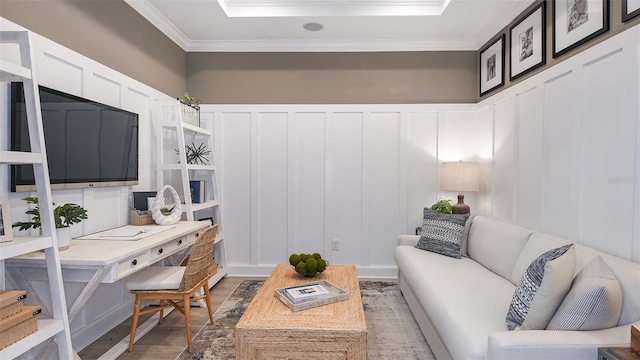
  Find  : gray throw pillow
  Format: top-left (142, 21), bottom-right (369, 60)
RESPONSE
top-left (546, 256), bottom-right (622, 330)
top-left (415, 209), bottom-right (470, 259)
top-left (506, 244), bottom-right (575, 330)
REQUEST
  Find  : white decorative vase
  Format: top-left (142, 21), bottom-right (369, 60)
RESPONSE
top-left (55, 227), bottom-right (71, 251)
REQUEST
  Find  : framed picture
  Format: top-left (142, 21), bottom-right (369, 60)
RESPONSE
top-left (510, 2), bottom-right (546, 81)
top-left (553, 0), bottom-right (609, 58)
top-left (0, 199), bottom-right (13, 243)
top-left (479, 34), bottom-right (505, 97)
top-left (622, 0), bottom-right (640, 22)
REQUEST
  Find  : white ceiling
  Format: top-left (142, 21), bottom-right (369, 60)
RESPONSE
top-left (125, 0), bottom-right (535, 52)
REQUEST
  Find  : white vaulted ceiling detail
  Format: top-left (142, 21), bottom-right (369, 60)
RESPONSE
top-left (124, 0), bottom-right (535, 52)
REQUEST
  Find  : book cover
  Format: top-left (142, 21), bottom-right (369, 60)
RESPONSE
top-left (275, 280), bottom-right (348, 312)
top-left (189, 180), bottom-right (205, 203)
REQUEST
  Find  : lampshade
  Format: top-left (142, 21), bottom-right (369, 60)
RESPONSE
top-left (440, 162), bottom-right (479, 192)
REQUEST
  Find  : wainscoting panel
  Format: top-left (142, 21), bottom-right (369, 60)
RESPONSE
top-left (405, 112), bottom-right (439, 236)
top-left (579, 46), bottom-right (637, 259)
top-left (203, 104), bottom-right (476, 276)
top-left (514, 85), bottom-right (543, 230)
top-left (220, 112), bottom-right (253, 266)
top-left (294, 113), bottom-right (327, 255)
top-left (541, 70), bottom-right (576, 239)
top-left (332, 112), bottom-right (365, 266)
top-left (257, 113), bottom-right (289, 265)
top-left (491, 97), bottom-right (516, 222)
top-left (479, 25), bottom-right (640, 262)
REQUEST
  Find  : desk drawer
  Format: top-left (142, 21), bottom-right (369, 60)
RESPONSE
top-left (149, 235), bottom-right (191, 263)
top-left (116, 253), bottom-right (149, 279)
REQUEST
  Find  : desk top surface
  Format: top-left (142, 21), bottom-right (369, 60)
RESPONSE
top-left (7, 221), bottom-right (210, 266)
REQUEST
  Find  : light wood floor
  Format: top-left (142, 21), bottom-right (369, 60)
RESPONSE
top-left (78, 276), bottom-right (263, 360)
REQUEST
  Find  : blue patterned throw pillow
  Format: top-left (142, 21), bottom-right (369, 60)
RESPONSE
top-left (506, 244), bottom-right (575, 330)
top-left (415, 209), bottom-right (470, 259)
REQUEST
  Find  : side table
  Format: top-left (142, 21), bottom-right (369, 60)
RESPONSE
top-left (599, 347), bottom-right (640, 360)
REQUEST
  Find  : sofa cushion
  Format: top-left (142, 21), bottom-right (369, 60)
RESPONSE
top-left (510, 232), bottom-right (572, 285)
top-left (467, 216), bottom-right (532, 280)
top-left (506, 244), bottom-right (575, 330)
top-left (547, 256), bottom-right (622, 330)
top-left (415, 209), bottom-right (469, 259)
top-left (395, 245), bottom-right (516, 360)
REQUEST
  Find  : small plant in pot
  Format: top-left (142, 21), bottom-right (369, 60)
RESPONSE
top-left (13, 197), bottom-right (88, 250)
top-left (430, 199), bottom-right (453, 214)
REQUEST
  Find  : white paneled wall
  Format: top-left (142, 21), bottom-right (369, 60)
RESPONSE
top-left (479, 26), bottom-right (640, 263)
top-left (0, 18), bottom-right (173, 350)
top-left (202, 105), bottom-right (477, 277)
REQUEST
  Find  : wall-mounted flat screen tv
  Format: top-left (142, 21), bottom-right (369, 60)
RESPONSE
top-left (10, 83), bottom-right (139, 192)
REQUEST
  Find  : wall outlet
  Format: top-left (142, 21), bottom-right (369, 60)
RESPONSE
top-left (332, 239), bottom-right (340, 251)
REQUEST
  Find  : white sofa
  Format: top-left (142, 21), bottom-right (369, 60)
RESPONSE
top-left (394, 215), bottom-right (640, 360)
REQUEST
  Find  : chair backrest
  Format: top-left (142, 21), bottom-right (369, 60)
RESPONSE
top-left (179, 224), bottom-right (218, 292)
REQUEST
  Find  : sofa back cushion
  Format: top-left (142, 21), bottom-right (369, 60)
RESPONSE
top-left (467, 216), bottom-right (533, 280)
top-left (510, 233), bottom-right (572, 285)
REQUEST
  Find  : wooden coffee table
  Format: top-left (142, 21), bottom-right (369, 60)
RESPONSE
top-left (235, 264), bottom-right (367, 359)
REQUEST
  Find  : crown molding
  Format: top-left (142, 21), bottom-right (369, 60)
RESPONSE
top-left (474, 0), bottom-right (534, 48)
top-left (186, 38), bottom-right (478, 52)
top-left (125, 0), bottom-right (190, 50)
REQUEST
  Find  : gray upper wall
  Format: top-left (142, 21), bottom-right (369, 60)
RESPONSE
top-left (2, 0), bottom-right (640, 103)
top-left (187, 51), bottom-right (477, 104)
top-left (0, 0), bottom-right (186, 97)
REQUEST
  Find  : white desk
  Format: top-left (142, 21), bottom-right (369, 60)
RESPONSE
top-left (5, 221), bottom-right (211, 359)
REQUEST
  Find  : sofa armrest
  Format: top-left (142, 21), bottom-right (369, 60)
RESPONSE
top-left (398, 235), bottom-right (420, 247)
top-left (488, 323), bottom-right (637, 360)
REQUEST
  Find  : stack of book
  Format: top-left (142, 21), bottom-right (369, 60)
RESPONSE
top-left (275, 280), bottom-right (348, 312)
top-left (0, 290), bottom-right (41, 349)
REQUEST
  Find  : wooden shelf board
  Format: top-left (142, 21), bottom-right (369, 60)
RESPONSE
top-left (0, 319), bottom-right (65, 359)
top-left (0, 60), bottom-right (32, 82)
top-left (0, 236), bottom-right (54, 260)
top-left (0, 151), bottom-right (43, 165)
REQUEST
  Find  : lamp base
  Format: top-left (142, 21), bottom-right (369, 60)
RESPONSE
top-left (451, 194), bottom-right (470, 214)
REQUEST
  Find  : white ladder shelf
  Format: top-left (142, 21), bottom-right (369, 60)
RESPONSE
top-left (0, 31), bottom-right (74, 359)
top-left (156, 101), bottom-right (228, 287)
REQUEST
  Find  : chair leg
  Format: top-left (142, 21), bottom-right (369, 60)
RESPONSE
top-left (128, 294), bottom-right (142, 352)
top-left (184, 294), bottom-right (193, 352)
top-left (158, 299), bottom-right (165, 325)
top-left (203, 283), bottom-right (214, 324)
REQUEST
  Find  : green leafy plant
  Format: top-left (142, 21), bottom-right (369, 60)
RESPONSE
top-left (175, 143), bottom-right (210, 165)
top-left (178, 92), bottom-right (202, 111)
top-left (430, 199), bottom-right (453, 214)
top-left (12, 197), bottom-right (88, 231)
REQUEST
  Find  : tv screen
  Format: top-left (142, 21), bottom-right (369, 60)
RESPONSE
top-left (10, 83), bottom-right (139, 191)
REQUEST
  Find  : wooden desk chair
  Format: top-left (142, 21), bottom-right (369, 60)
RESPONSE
top-left (125, 224), bottom-right (218, 353)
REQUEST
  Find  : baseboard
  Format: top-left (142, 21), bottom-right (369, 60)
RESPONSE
top-left (228, 264), bottom-right (398, 279)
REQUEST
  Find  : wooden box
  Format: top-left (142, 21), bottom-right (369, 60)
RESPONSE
top-left (0, 305), bottom-right (40, 349)
top-left (130, 210), bottom-right (154, 226)
top-left (632, 325), bottom-right (640, 356)
top-left (0, 290), bottom-right (26, 320)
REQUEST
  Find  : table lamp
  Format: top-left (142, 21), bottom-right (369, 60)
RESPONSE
top-left (440, 161), bottom-right (479, 214)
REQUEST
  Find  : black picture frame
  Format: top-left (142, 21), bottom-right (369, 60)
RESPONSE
top-left (553, 0), bottom-right (609, 58)
top-left (622, 0), bottom-right (640, 22)
top-left (479, 34), bottom-right (505, 97)
top-left (510, 2), bottom-right (547, 81)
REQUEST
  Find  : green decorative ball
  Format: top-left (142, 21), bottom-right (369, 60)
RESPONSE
top-left (316, 258), bottom-right (327, 272)
top-left (288, 252), bottom-right (328, 277)
top-left (289, 254), bottom-right (301, 266)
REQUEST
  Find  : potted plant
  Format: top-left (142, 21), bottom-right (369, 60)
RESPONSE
top-left (430, 199), bottom-right (453, 214)
top-left (178, 91), bottom-right (202, 126)
top-left (12, 197), bottom-right (88, 250)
